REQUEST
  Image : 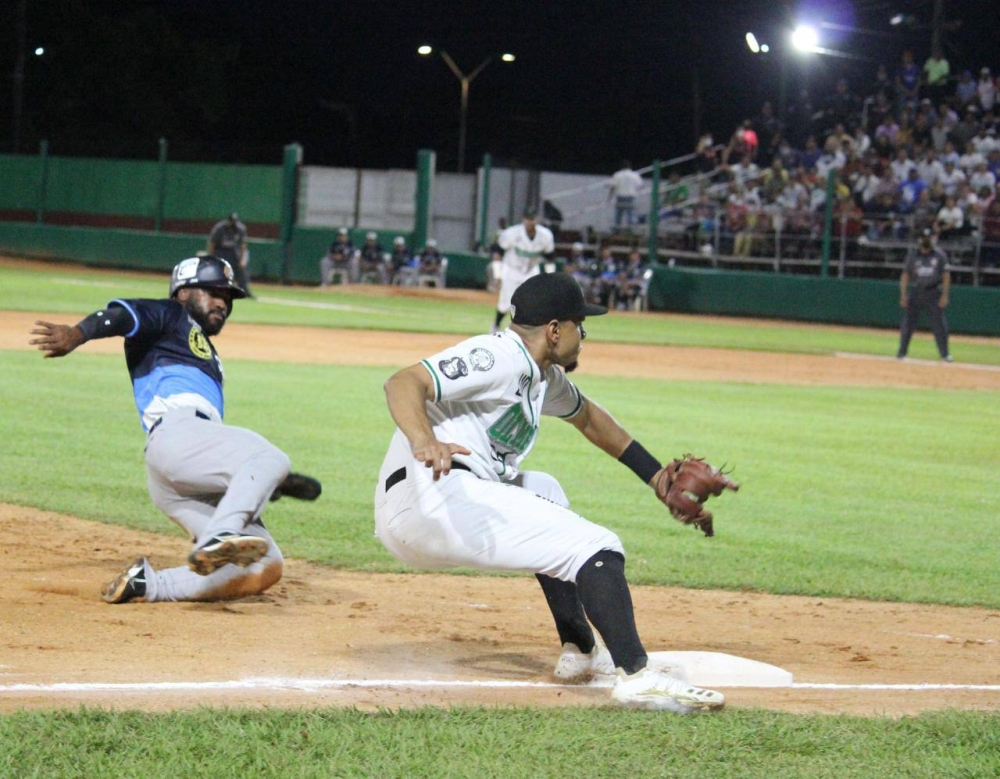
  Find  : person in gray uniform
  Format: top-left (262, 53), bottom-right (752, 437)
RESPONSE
top-left (207, 212), bottom-right (251, 297)
top-left (28, 256), bottom-right (321, 603)
top-left (897, 230), bottom-right (953, 361)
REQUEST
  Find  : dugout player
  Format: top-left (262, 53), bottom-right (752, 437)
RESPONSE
top-left (897, 230), bottom-right (953, 361)
top-left (29, 256), bottom-right (321, 604)
top-left (491, 207), bottom-right (555, 334)
top-left (375, 272), bottom-right (725, 713)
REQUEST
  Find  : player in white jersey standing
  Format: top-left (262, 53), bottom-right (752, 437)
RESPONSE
top-left (491, 207), bottom-right (555, 334)
top-left (375, 272), bottom-right (726, 713)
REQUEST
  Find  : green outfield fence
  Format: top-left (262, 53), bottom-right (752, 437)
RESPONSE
top-left (2, 144), bottom-right (999, 332)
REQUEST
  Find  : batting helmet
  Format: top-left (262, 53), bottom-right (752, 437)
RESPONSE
top-left (169, 256), bottom-right (248, 299)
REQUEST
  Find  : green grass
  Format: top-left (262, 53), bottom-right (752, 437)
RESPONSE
top-left (6, 261), bottom-right (999, 363)
top-left (3, 350), bottom-right (998, 607)
top-left (0, 707), bottom-right (998, 778)
top-left (4, 258), bottom-right (999, 771)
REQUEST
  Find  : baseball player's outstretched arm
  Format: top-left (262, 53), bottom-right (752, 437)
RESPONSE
top-left (384, 364), bottom-right (471, 480)
top-left (29, 321), bottom-right (86, 358)
top-left (564, 396), bottom-right (634, 460)
top-left (29, 307), bottom-right (134, 358)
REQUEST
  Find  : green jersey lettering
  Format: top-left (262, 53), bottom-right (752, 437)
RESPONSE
top-left (488, 404), bottom-right (536, 454)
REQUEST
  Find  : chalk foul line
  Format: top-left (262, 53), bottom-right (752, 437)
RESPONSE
top-left (2, 678), bottom-right (999, 694)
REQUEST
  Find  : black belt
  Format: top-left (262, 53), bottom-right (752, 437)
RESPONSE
top-left (385, 460), bottom-right (471, 492)
top-left (148, 409), bottom-right (211, 435)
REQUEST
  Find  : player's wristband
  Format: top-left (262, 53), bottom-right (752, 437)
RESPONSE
top-left (618, 440), bottom-right (662, 485)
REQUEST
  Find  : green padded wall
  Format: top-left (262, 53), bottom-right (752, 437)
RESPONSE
top-left (647, 266), bottom-right (1000, 336)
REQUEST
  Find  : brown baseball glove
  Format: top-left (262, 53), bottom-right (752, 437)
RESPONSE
top-left (653, 455), bottom-right (739, 537)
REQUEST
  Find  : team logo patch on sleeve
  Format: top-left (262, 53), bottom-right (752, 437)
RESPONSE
top-left (468, 348), bottom-right (495, 372)
top-left (439, 357), bottom-right (468, 379)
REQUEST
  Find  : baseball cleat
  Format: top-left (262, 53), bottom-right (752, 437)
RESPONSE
top-left (553, 641), bottom-right (616, 683)
top-left (187, 533), bottom-right (268, 576)
top-left (102, 557), bottom-right (148, 604)
top-left (269, 472), bottom-right (322, 502)
top-left (611, 667), bottom-right (725, 714)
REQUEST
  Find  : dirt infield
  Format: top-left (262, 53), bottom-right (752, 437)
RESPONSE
top-left (3, 292), bottom-right (999, 716)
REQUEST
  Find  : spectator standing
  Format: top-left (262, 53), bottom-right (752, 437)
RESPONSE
top-left (930, 114), bottom-right (950, 152)
top-left (826, 78), bottom-right (858, 130)
top-left (898, 168), bottom-right (928, 213)
top-left (207, 213), bottom-right (251, 298)
top-left (922, 47), bottom-right (951, 106)
top-left (608, 161), bottom-right (645, 229)
top-left (754, 101), bottom-right (782, 164)
top-left (950, 107), bottom-right (980, 153)
top-left (955, 70), bottom-right (977, 108)
top-left (977, 68), bottom-right (996, 113)
top-left (897, 230), bottom-right (952, 361)
top-left (492, 208), bottom-right (555, 332)
top-left (897, 50), bottom-right (922, 109)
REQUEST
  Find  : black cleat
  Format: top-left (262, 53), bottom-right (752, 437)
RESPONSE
top-left (102, 557), bottom-right (148, 604)
top-left (269, 472), bottom-right (322, 502)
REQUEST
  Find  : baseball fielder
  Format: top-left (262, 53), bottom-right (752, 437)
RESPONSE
top-left (375, 273), bottom-right (725, 713)
top-left (29, 256), bottom-right (321, 604)
top-left (492, 207), bottom-right (555, 333)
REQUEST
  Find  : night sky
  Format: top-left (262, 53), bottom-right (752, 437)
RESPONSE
top-left (3, 0), bottom-right (996, 173)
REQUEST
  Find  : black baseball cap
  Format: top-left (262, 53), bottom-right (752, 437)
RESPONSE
top-left (510, 273), bottom-right (608, 325)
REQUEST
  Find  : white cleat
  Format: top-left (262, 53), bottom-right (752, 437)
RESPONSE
top-left (611, 667), bottom-right (725, 713)
top-left (553, 641), bottom-right (616, 683)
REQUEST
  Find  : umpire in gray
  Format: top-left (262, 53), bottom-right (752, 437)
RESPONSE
top-left (897, 229), bottom-right (952, 362)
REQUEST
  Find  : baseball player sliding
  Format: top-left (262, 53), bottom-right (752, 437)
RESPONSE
top-left (376, 273), bottom-right (728, 713)
top-left (491, 207), bottom-right (555, 334)
top-left (29, 256), bottom-right (321, 604)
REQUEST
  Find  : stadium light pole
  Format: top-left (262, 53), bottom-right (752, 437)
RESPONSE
top-left (418, 45), bottom-right (515, 174)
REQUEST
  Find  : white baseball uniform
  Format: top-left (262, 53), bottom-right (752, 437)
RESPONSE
top-left (495, 223), bottom-right (555, 315)
top-left (374, 329), bottom-right (623, 581)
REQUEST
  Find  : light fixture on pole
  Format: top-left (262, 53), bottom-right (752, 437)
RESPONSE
top-left (418, 45), bottom-right (514, 174)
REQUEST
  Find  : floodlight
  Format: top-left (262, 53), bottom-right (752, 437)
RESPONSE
top-left (791, 25), bottom-right (819, 52)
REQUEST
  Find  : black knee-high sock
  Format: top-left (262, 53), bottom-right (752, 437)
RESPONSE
top-left (535, 574), bottom-right (595, 652)
top-left (494, 310), bottom-right (505, 328)
top-left (575, 550), bottom-right (648, 674)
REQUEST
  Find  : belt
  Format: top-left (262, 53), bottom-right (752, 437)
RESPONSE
top-left (385, 460), bottom-right (471, 492)
top-left (148, 409), bottom-right (211, 435)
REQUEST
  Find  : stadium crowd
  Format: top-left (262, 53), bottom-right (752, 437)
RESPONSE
top-left (659, 50), bottom-right (1000, 274)
top-left (562, 49), bottom-right (1000, 290)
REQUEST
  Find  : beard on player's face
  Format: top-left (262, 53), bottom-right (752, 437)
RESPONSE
top-left (181, 289), bottom-right (231, 335)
